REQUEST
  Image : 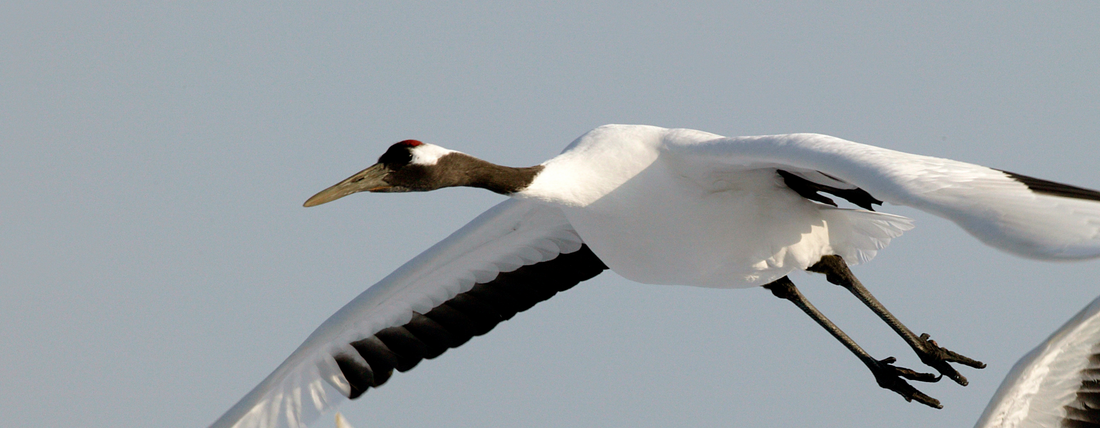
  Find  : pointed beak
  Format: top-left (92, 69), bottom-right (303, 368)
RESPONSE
top-left (303, 163), bottom-right (392, 207)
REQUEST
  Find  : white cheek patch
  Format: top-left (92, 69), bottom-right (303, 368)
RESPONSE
top-left (410, 144), bottom-right (458, 165)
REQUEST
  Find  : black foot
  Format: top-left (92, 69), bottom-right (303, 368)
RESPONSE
top-left (913, 333), bottom-right (987, 386)
top-left (871, 357), bottom-right (943, 409)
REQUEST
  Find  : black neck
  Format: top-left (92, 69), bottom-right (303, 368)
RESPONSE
top-left (401, 153), bottom-right (543, 195)
top-left (459, 159), bottom-right (544, 195)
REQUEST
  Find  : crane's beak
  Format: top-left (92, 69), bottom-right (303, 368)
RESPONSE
top-left (303, 163), bottom-right (392, 207)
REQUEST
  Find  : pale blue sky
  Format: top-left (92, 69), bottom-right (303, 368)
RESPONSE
top-left (3, 2), bottom-right (1099, 427)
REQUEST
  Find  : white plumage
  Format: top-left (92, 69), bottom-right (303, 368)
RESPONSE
top-left (524, 125), bottom-right (916, 286)
top-left (210, 199), bottom-right (582, 427)
top-left (662, 129), bottom-right (1100, 260)
top-left (210, 124), bottom-right (1100, 428)
top-left (333, 413), bottom-right (355, 428)
top-left (976, 295), bottom-right (1100, 428)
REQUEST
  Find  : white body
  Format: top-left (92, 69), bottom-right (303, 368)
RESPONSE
top-left (522, 125), bottom-right (1099, 286)
top-left (523, 125), bottom-right (912, 286)
top-left (211, 125), bottom-right (1100, 428)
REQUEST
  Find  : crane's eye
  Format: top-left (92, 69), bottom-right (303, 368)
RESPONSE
top-left (378, 143), bottom-right (416, 168)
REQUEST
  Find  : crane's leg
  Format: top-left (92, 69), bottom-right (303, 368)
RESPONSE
top-left (763, 276), bottom-right (943, 408)
top-left (807, 255), bottom-right (986, 386)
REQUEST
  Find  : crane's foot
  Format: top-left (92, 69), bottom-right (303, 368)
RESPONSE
top-left (871, 356), bottom-right (943, 409)
top-left (913, 333), bottom-right (986, 386)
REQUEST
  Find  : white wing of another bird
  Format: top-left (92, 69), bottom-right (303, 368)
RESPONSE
top-left (209, 199), bottom-right (607, 428)
top-left (975, 295), bottom-right (1100, 428)
top-left (665, 131), bottom-right (1100, 260)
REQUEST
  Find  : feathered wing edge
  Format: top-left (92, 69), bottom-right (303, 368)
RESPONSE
top-left (817, 207), bottom-right (914, 266)
top-left (666, 132), bottom-right (1100, 260)
top-left (974, 295), bottom-right (1100, 428)
top-left (334, 413), bottom-right (355, 428)
top-left (209, 199), bottom-right (589, 428)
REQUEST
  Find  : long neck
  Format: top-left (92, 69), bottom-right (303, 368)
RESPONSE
top-left (433, 153), bottom-right (544, 195)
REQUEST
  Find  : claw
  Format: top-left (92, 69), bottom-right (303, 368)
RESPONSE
top-left (881, 357), bottom-right (941, 383)
top-left (915, 334), bottom-right (986, 386)
top-left (871, 357), bottom-right (943, 409)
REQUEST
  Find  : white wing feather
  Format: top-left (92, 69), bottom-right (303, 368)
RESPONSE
top-left (975, 295), bottom-right (1100, 428)
top-left (666, 132), bottom-right (1100, 259)
top-left (334, 413), bottom-right (355, 428)
top-left (209, 199), bottom-right (584, 428)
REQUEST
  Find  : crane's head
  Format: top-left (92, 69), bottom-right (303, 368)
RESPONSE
top-left (303, 140), bottom-right (455, 207)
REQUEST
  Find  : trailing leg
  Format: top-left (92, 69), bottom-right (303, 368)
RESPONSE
top-left (807, 255), bottom-right (986, 386)
top-left (763, 276), bottom-right (942, 408)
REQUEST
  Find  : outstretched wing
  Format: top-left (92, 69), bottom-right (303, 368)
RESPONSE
top-left (210, 199), bottom-right (607, 428)
top-left (665, 131), bottom-right (1100, 260)
top-left (975, 295), bottom-right (1100, 428)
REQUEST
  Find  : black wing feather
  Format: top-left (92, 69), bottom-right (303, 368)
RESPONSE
top-left (777, 169), bottom-right (883, 211)
top-left (334, 244), bottom-right (608, 398)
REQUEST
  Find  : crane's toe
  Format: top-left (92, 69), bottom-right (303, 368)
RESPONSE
top-left (915, 333), bottom-right (987, 386)
top-left (871, 357), bottom-right (943, 409)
